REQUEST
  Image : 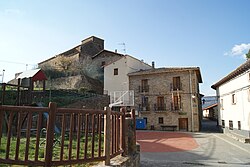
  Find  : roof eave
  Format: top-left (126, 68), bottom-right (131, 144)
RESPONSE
top-left (211, 59), bottom-right (250, 89)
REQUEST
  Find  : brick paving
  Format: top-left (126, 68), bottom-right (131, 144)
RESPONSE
top-left (136, 131), bottom-right (198, 152)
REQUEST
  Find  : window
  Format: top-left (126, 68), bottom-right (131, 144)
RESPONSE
top-left (172, 95), bottom-right (181, 110)
top-left (142, 96), bottom-right (148, 106)
top-left (143, 117), bottom-right (147, 124)
top-left (114, 68), bottom-right (118, 75)
top-left (157, 96), bottom-right (165, 110)
top-left (141, 96), bottom-right (149, 111)
top-left (158, 117), bottom-right (164, 124)
top-left (238, 121), bottom-right (241, 130)
top-left (141, 79), bottom-right (149, 92)
top-left (222, 120), bottom-right (225, 128)
top-left (229, 120), bottom-right (233, 130)
top-left (221, 99), bottom-right (224, 110)
top-left (232, 94), bottom-right (236, 104)
top-left (173, 76), bottom-right (181, 90)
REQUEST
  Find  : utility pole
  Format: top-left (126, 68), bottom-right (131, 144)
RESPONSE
top-left (1, 69), bottom-right (5, 83)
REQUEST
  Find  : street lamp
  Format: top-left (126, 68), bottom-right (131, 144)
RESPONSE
top-left (1, 69), bottom-right (5, 83)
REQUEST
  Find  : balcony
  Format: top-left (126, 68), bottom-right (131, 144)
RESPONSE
top-left (153, 104), bottom-right (166, 111)
top-left (170, 83), bottom-right (182, 91)
top-left (170, 102), bottom-right (183, 111)
top-left (138, 104), bottom-right (150, 112)
top-left (138, 85), bottom-right (149, 93)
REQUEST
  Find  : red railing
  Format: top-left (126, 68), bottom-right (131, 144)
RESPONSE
top-left (0, 102), bottom-right (127, 166)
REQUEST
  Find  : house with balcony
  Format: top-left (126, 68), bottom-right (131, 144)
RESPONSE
top-left (211, 59), bottom-right (250, 143)
top-left (128, 67), bottom-right (203, 131)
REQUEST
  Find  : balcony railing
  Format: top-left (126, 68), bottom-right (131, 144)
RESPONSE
top-left (170, 102), bottom-right (183, 111)
top-left (153, 104), bottom-right (166, 111)
top-left (138, 85), bottom-right (149, 93)
top-left (138, 104), bottom-right (150, 111)
top-left (170, 83), bottom-right (182, 91)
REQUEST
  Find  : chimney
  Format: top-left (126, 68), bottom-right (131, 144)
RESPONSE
top-left (152, 61), bottom-right (155, 68)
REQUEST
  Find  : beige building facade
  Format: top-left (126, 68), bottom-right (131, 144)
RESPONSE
top-left (128, 67), bottom-right (203, 132)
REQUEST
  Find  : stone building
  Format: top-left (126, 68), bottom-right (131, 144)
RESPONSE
top-left (128, 67), bottom-right (203, 132)
top-left (39, 36), bottom-right (123, 81)
top-left (38, 36), bottom-right (123, 93)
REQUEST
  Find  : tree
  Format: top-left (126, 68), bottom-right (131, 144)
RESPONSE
top-left (58, 56), bottom-right (72, 71)
top-left (246, 50), bottom-right (250, 59)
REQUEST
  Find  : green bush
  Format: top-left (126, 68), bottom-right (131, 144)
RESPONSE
top-left (78, 87), bottom-right (88, 93)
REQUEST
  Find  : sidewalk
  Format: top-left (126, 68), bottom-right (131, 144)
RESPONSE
top-left (201, 118), bottom-right (250, 143)
top-left (140, 131), bottom-right (250, 167)
top-left (212, 133), bottom-right (250, 154)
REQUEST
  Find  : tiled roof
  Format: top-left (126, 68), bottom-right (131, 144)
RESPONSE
top-left (203, 103), bottom-right (218, 110)
top-left (202, 96), bottom-right (218, 110)
top-left (103, 54), bottom-right (151, 68)
top-left (211, 59), bottom-right (250, 89)
top-left (128, 67), bottom-right (202, 83)
top-left (92, 49), bottom-right (124, 59)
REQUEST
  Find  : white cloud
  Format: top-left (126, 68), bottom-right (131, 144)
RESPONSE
top-left (4, 9), bottom-right (24, 16)
top-left (225, 43), bottom-right (250, 59)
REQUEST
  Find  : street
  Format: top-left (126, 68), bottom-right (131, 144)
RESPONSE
top-left (137, 120), bottom-right (250, 167)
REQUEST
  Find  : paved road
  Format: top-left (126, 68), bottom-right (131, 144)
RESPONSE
top-left (139, 120), bottom-right (250, 167)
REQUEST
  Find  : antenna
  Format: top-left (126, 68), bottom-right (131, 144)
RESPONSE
top-left (118, 42), bottom-right (126, 54)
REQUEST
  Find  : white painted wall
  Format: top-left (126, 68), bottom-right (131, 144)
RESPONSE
top-left (104, 55), bottom-right (151, 95)
top-left (217, 71), bottom-right (250, 131)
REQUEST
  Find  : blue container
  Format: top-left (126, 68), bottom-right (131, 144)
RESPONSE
top-left (136, 118), bottom-right (146, 129)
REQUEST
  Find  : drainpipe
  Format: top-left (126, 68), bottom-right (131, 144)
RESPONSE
top-left (189, 71), bottom-right (194, 132)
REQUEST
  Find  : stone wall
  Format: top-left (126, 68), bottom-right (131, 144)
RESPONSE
top-left (66, 95), bottom-right (109, 110)
top-left (39, 52), bottom-right (80, 72)
top-left (38, 36), bottom-right (121, 82)
top-left (84, 50), bottom-right (122, 81)
top-left (129, 69), bottom-right (201, 132)
top-left (46, 74), bottom-right (103, 94)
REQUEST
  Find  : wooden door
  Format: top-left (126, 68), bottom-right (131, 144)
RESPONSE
top-left (179, 118), bottom-right (188, 131)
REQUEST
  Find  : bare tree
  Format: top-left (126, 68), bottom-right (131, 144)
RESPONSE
top-left (58, 56), bottom-right (72, 71)
top-left (246, 49), bottom-right (250, 59)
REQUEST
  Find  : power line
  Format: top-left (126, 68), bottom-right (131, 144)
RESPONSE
top-left (0, 60), bottom-right (37, 66)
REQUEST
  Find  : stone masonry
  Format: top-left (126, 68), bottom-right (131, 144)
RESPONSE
top-left (128, 67), bottom-right (203, 132)
top-left (38, 36), bottom-right (123, 92)
top-left (38, 36), bottom-right (122, 81)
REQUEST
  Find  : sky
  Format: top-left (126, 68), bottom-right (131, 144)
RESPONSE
top-left (0, 0), bottom-right (250, 95)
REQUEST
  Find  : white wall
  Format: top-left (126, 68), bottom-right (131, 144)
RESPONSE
top-left (217, 71), bottom-right (250, 131)
top-left (104, 56), bottom-right (151, 94)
